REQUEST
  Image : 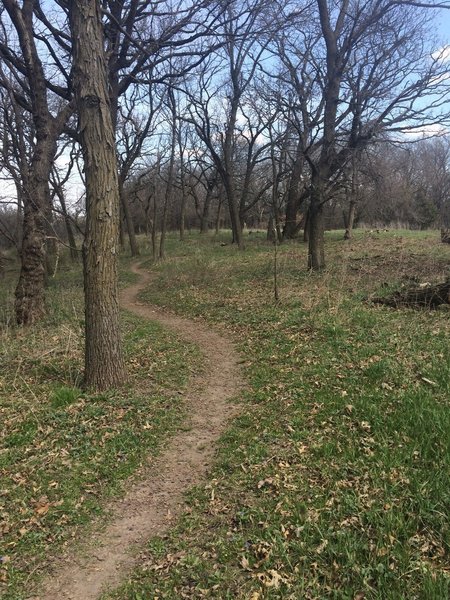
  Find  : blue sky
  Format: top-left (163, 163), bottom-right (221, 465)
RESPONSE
top-left (436, 7), bottom-right (450, 45)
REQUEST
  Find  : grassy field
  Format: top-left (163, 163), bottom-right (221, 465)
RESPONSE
top-left (0, 254), bottom-right (201, 598)
top-left (103, 229), bottom-right (449, 600)
top-left (1, 230), bottom-right (449, 599)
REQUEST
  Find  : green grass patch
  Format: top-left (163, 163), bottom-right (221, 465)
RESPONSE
top-left (105, 230), bottom-right (450, 599)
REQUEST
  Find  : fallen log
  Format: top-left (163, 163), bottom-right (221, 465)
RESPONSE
top-left (441, 229), bottom-right (450, 244)
top-left (371, 280), bottom-right (450, 308)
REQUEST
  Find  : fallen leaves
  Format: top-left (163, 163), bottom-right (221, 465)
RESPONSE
top-left (256, 568), bottom-right (289, 589)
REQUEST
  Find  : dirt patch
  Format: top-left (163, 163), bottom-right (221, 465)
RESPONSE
top-left (32, 263), bottom-right (242, 600)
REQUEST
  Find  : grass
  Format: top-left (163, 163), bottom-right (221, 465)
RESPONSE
top-left (101, 229), bottom-right (450, 599)
top-left (0, 252), bottom-right (201, 598)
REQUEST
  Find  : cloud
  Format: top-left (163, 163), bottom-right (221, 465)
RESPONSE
top-left (402, 123), bottom-right (449, 139)
top-left (432, 45), bottom-right (450, 62)
top-left (430, 71), bottom-right (450, 85)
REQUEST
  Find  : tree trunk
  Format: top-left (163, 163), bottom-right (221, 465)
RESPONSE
top-left (215, 196), bottom-right (223, 234)
top-left (224, 178), bottom-right (244, 248)
top-left (283, 144), bottom-right (304, 240)
top-left (119, 178), bottom-right (139, 256)
top-left (303, 208), bottom-right (310, 243)
top-left (118, 201), bottom-right (125, 250)
top-left (151, 194), bottom-right (158, 259)
top-left (178, 127), bottom-right (187, 241)
top-left (70, 0), bottom-right (126, 390)
top-left (200, 191), bottom-right (211, 233)
top-left (14, 189), bottom-right (46, 325)
top-left (267, 213), bottom-right (275, 242)
top-left (307, 179), bottom-right (325, 270)
top-left (344, 154), bottom-right (359, 240)
top-left (344, 198), bottom-right (356, 240)
top-left (222, 95), bottom-right (244, 249)
top-left (3, 0), bottom-right (71, 324)
top-left (159, 92), bottom-right (177, 260)
top-left (179, 190), bottom-right (187, 241)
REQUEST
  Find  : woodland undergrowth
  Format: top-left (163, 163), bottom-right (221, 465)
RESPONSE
top-left (107, 229), bottom-right (450, 600)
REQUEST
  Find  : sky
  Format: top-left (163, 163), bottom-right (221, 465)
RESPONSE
top-left (436, 7), bottom-right (450, 46)
top-left (1, 4), bottom-right (450, 210)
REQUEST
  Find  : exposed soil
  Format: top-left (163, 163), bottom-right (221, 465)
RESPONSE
top-left (33, 263), bottom-right (242, 600)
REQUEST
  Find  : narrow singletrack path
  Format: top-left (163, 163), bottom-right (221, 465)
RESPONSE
top-left (36, 263), bottom-right (242, 600)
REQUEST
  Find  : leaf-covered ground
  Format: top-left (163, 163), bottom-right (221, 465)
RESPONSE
top-left (105, 230), bottom-right (450, 599)
top-left (0, 258), bottom-right (201, 598)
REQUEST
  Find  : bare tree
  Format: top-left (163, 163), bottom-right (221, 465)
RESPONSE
top-left (272, 0), bottom-right (450, 269)
top-left (182, 0), bottom-right (277, 248)
top-left (0, 0), bottom-right (73, 323)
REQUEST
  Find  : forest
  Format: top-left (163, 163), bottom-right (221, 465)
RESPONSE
top-left (0, 1), bottom-right (450, 599)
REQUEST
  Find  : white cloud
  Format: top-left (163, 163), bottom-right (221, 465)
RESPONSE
top-left (432, 45), bottom-right (450, 62)
top-left (402, 123), bottom-right (449, 139)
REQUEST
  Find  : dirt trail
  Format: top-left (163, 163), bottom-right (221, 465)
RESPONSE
top-left (35, 263), bottom-right (241, 600)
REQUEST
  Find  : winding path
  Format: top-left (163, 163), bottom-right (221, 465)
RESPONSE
top-left (36, 263), bottom-right (242, 600)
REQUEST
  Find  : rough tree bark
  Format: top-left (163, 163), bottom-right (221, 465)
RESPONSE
top-left (69, 0), bottom-right (126, 390)
top-left (283, 142), bottom-right (305, 240)
top-left (307, 171), bottom-right (327, 269)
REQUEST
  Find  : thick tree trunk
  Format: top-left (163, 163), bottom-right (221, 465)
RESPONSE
top-left (307, 180), bottom-right (325, 270)
top-left (70, 0), bottom-right (126, 390)
top-left (15, 188), bottom-right (23, 250)
top-left (118, 201), bottom-right (125, 250)
top-left (224, 178), bottom-right (244, 248)
top-left (283, 145), bottom-right (304, 240)
top-left (223, 96), bottom-right (244, 249)
top-left (14, 190), bottom-right (46, 325)
top-left (15, 147), bottom-right (61, 323)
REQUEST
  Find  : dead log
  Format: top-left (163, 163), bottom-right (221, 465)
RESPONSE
top-left (441, 229), bottom-right (450, 244)
top-left (372, 280), bottom-right (450, 308)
